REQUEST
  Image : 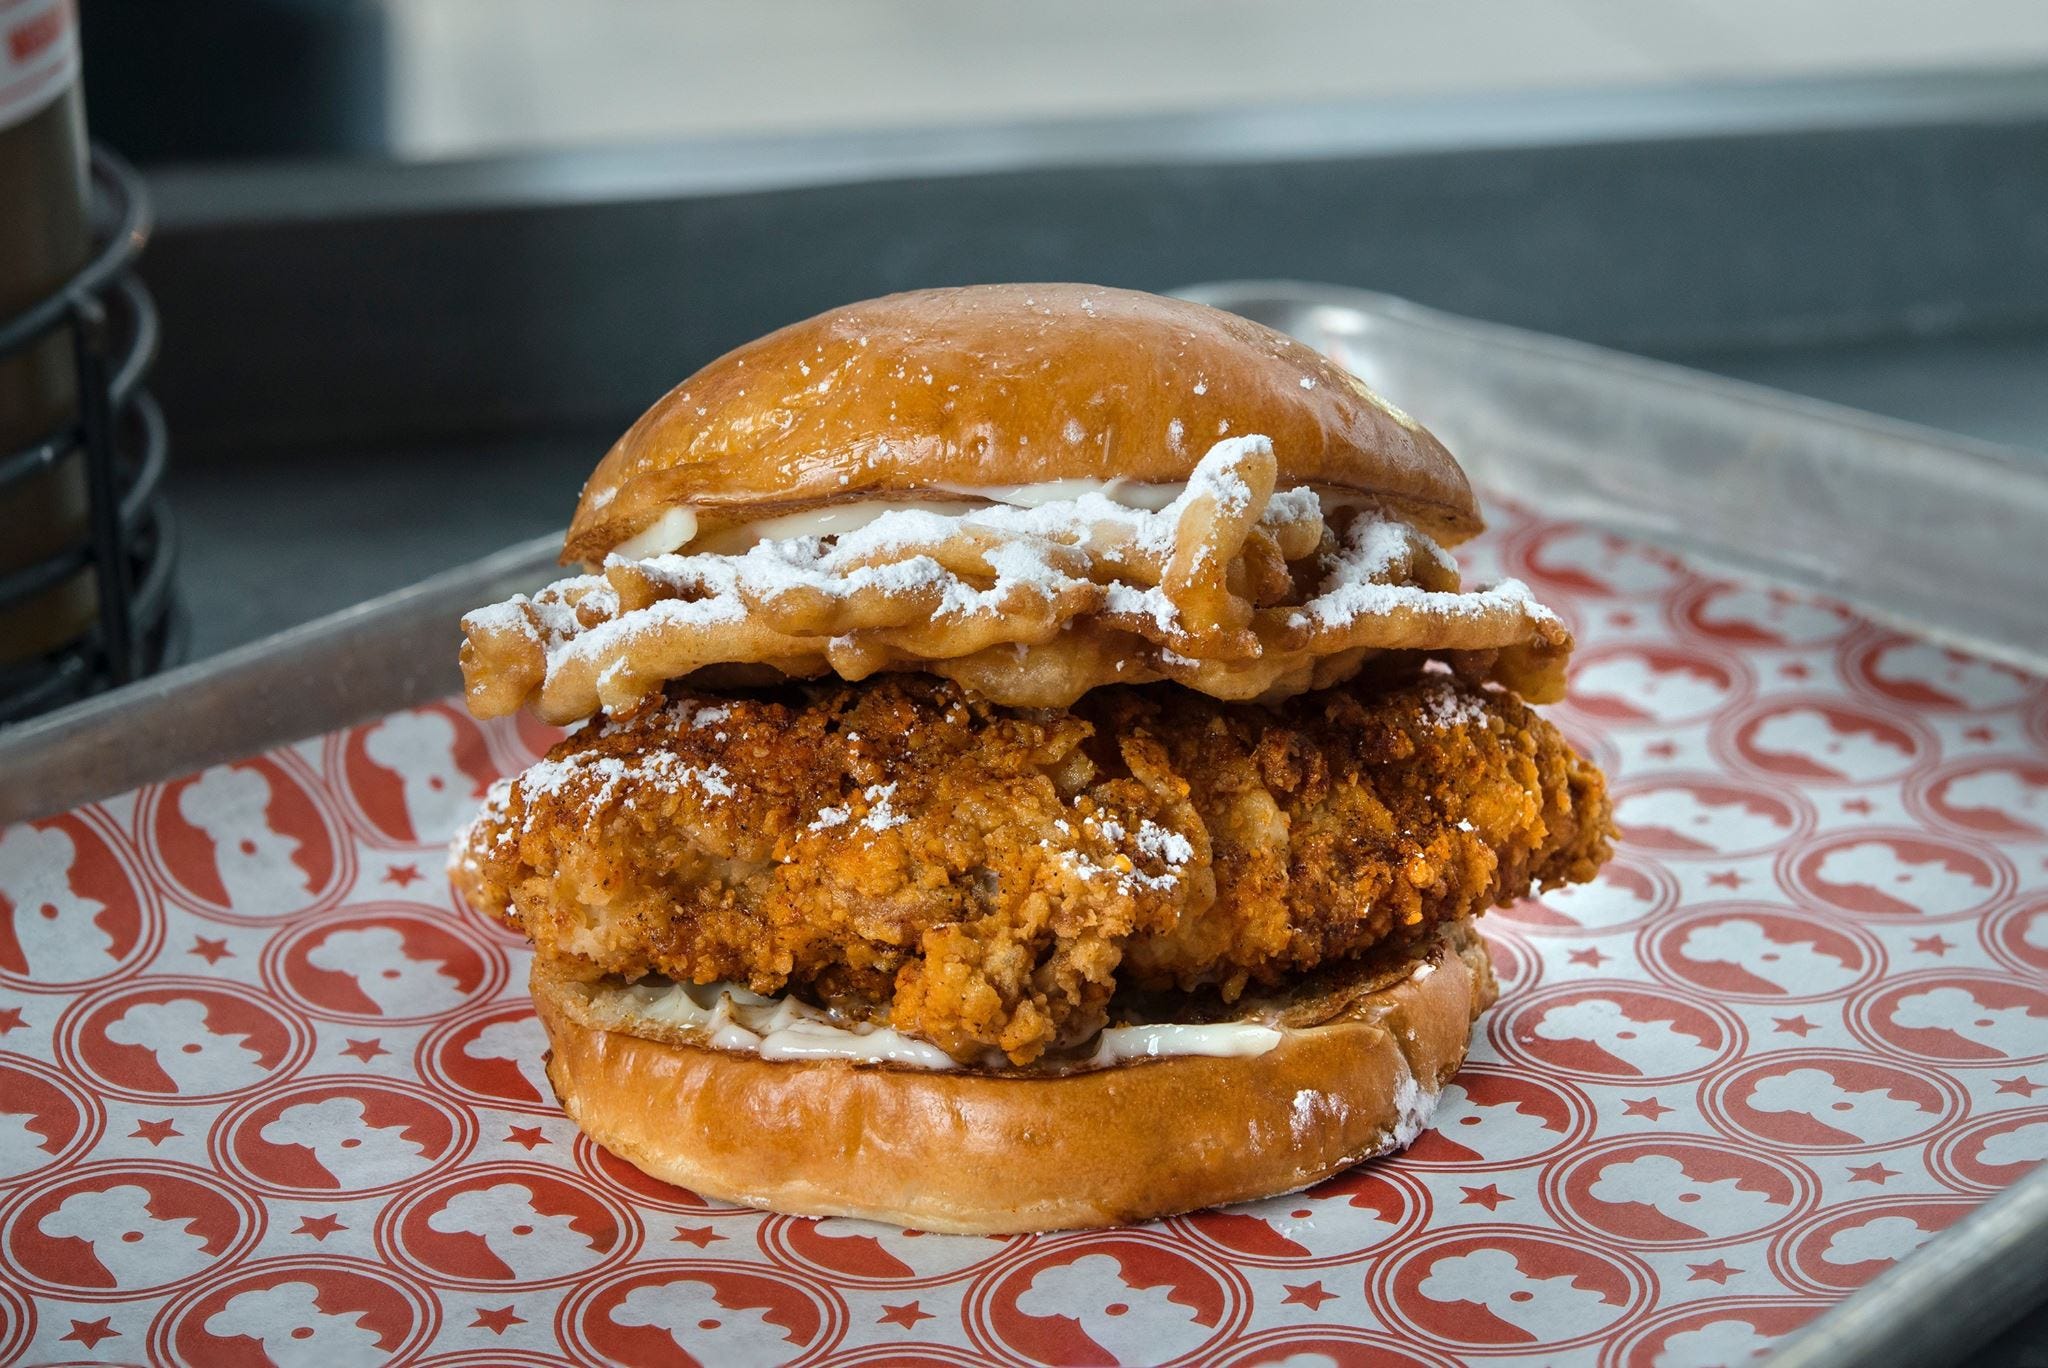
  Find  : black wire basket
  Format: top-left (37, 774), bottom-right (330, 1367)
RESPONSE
top-left (0, 146), bottom-right (178, 723)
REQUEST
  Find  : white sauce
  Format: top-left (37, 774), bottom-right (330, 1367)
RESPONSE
top-left (609, 479), bottom-right (1196, 558)
top-left (611, 506), bottom-right (698, 558)
top-left (1086, 1021), bottom-right (1284, 1066)
top-left (691, 500), bottom-right (980, 554)
top-left (615, 979), bottom-right (957, 1069)
top-left (942, 478), bottom-right (1186, 511)
top-left (603, 978), bottom-right (1283, 1071)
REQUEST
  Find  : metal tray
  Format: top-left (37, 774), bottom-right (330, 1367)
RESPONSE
top-left (2, 281), bottom-right (2043, 1366)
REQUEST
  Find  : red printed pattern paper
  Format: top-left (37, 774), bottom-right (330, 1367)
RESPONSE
top-left (1, 503), bottom-right (2044, 1367)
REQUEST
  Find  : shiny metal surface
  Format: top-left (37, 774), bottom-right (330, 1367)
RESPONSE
top-left (0, 532), bottom-right (556, 824)
top-left (1181, 281), bottom-right (2048, 679)
top-left (1768, 1166), bottom-right (2048, 1368)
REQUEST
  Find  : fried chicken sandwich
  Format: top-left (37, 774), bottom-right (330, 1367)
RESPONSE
top-left (450, 284), bottom-right (1613, 1232)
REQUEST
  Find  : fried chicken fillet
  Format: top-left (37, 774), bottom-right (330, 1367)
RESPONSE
top-left (454, 671), bottom-right (1611, 1064)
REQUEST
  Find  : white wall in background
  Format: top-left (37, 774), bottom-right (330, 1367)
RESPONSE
top-left (384, 0), bottom-right (2048, 159)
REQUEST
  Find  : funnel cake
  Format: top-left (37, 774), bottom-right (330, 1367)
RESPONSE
top-left (461, 435), bottom-right (1570, 723)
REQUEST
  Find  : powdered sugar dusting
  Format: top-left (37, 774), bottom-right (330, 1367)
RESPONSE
top-left (508, 747), bottom-right (734, 829)
top-left (858, 783), bottom-right (908, 832)
top-left (1418, 679), bottom-right (1495, 730)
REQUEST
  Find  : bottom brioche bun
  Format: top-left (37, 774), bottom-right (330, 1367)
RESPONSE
top-left (533, 920), bottom-right (1496, 1234)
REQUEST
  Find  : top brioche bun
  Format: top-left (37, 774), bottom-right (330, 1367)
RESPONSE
top-left (564, 283), bottom-right (1479, 563)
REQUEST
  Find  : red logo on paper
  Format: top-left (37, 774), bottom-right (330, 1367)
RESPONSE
top-left (1568, 644), bottom-right (1747, 726)
top-left (1401, 1066), bottom-right (1592, 1169)
top-left (1482, 925), bottom-right (1539, 996)
top-left (1930, 1109), bottom-right (2048, 1193)
top-left (1774, 1197), bottom-right (1976, 1294)
top-left (265, 904), bottom-right (503, 1023)
top-left (1493, 982), bottom-right (1743, 1083)
top-left (0, 1054), bottom-right (102, 1188)
top-left (2, 1161), bottom-right (261, 1300)
top-left (1606, 1298), bottom-right (1820, 1368)
top-left (969, 1235), bottom-right (1248, 1366)
top-left (143, 757), bottom-right (351, 920)
top-left (332, 703), bottom-right (498, 847)
top-left (1640, 903), bottom-right (1882, 1002)
top-left (1704, 1052), bottom-right (1964, 1152)
top-left (1504, 523), bottom-right (1683, 599)
top-left (152, 1256), bottom-right (438, 1368)
top-left (1848, 971), bottom-right (2048, 1066)
top-left (380, 1163), bottom-right (637, 1289)
top-left (823, 1352), bottom-right (985, 1368)
top-left (572, 1133), bottom-right (731, 1214)
top-left (1613, 775), bottom-right (1814, 858)
top-left (1499, 857), bottom-right (1677, 934)
top-left (1376, 1226), bottom-right (1651, 1352)
top-left (1984, 901), bottom-right (2048, 977)
top-left (1218, 1326), bottom-right (1459, 1368)
top-left (0, 1281), bottom-right (28, 1368)
top-left (1849, 634), bottom-right (2032, 711)
top-left (562, 1260), bottom-right (846, 1367)
top-left (1783, 829), bottom-right (2014, 921)
top-left (484, 710), bottom-right (570, 773)
top-left (59, 977), bottom-right (310, 1102)
top-left (1911, 758), bottom-right (2048, 839)
top-left (418, 1001), bottom-right (557, 1113)
top-left (0, 810), bottom-right (159, 991)
top-left (214, 1078), bottom-right (474, 1198)
top-left (1719, 695), bottom-right (1930, 786)
top-left (1547, 1136), bottom-right (1816, 1248)
top-left (758, 1214), bottom-right (1023, 1287)
top-left (1677, 578), bottom-right (1853, 648)
top-left (1174, 1167), bottom-right (1430, 1267)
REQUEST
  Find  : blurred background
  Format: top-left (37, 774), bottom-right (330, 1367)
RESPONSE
top-left (6, 0), bottom-right (2048, 717)
top-left (76, 1), bottom-right (2048, 161)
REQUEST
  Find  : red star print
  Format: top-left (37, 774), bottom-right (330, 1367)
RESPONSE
top-left (385, 863), bottom-right (423, 888)
top-left (1565, 947), bottom-right (1609, 968)
top-left (61, 1318), bottom-right (119, 1349)
top-left (878, 1301), bottom-right (934, 1329)
top-left (1608, 610), bottom-right (1636, 628)
top-left (1910, 934), bottom-right (1955, 956)
top-left (1841, 797), bottom-right (1874, 815)
top-left (1622, 1097), bottom-right (1674, 1121)
top-left (1642, 739), bottom-right (1679, 760)
top-left (673, 1225), bottom-right (725, 1248)
top-left (130, 1118), bottom-right (180, 1146)
top-left (1704, 869), bottom-right (1746, 889)
top-left (1774, 1015), bottom-right (1819, 1037)
top-left (471, 1306), bottom-right (526, 1335)
top-left (190, 936), bottom-right (233, 964)
top-left (505, 1125), bottom-right (549, 1151)
top-left (1688, 1259), bottom-right (1741, 1285)
top-left (1282, 1281), bottom-right (1339, 1310)
top-left (295, 1213), bottom-right (347, 1240)
top-left (1779, 661), bottom-right (1811, 680)
top-left (1847, 1162), bottom-right (1899, 1185)
top-left (1460, 1184), bottom-right (1512, 1210)
top-left (1994, 1076), bottom-right (2042, 1097)
top-left (0, 1006), bottom-right (26, 1035)
top-left (340, 1038), bottom-right (387, 1062)
top-left (1963, 725), bottom-right (1997, 744)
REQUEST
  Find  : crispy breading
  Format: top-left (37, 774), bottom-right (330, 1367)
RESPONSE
top-left (452, 673), bottom-right (1611, 1064)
